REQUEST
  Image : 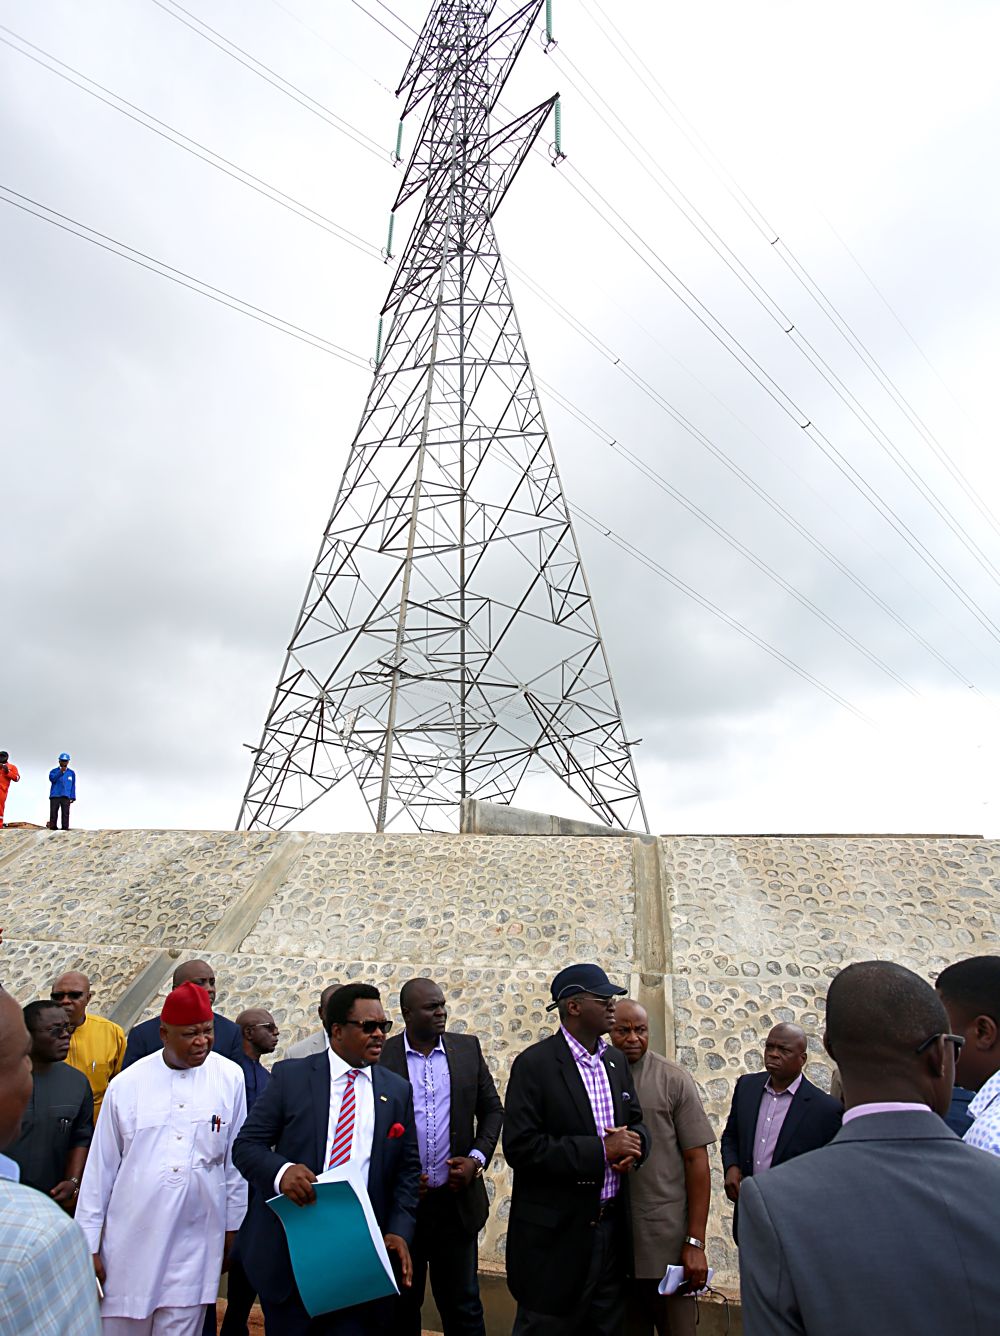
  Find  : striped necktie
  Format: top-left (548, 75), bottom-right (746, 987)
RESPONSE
top-left (327, 1068), bottom-right (361, 1168)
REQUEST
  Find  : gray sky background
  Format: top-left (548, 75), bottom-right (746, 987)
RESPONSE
top-left (2, 0), bottom-right (999, 835)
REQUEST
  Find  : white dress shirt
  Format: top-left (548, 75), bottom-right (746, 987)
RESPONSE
top-left (275, 1050), bottom-right (375, 1194)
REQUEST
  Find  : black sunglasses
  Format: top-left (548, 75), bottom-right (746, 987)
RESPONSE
top-left (51, 991), bottom-right (84, 1001)
top-left (343, 1018), bottom-right (393, 1035)
top-left (915, 1032), bottom-right (965, 1057)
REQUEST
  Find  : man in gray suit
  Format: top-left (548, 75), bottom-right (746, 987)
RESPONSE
top-left (739, 960), bottom-right (1000, 1335)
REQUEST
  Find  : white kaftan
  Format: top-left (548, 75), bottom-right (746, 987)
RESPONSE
top-left (76, 1049), bottom-right (247, 1320)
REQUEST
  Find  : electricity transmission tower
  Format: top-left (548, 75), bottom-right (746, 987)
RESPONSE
top-left (238, 0), bottom-right (647, 834)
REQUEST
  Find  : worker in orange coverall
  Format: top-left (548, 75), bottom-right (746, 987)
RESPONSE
top-left (0, 750), bottom-right (20, 828)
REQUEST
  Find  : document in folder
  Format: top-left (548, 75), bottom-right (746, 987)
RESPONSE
top-left (267, 1164), bottom-right (399, 1317)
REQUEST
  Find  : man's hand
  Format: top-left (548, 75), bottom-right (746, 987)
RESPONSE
top-left (221, 1230), bottom-right (237, 1273)
top-left (93, 1254), bottom-right (106, 1286)
top-left (418, 1171), bottom-right (429, 1199)
top-left (49, 1180), bottom-right (78, 1210)
top-left (384, 1234), bottom-right (412, 1288)
top-left (446, 1156), bottom-right (480, 1192)
top-left (681, 1242), bottom-right (709, 1290)
top-left (279, 1163), bottom-right (318, 1205)
top-left (603, 1126), bottom-right (642, 1167)
top-left (723, 1166), bottom-right (742, 1203)
top-left (610, 1155), bottom-right (638, 1175)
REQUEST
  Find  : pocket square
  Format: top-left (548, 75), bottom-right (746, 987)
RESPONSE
top-left (388, 1122), bottom-right (405, 1139)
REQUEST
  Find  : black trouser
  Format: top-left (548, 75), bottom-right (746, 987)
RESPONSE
top-left (49, 796), bottom-right (71, 829)
top-left (391, 1189), bottom-right (485, 1336)
top-left (512, 1205), bottom-right (626, 1336)
top-left (625, 1279), bottom-right (697, 1336)
top-left (219, 1250), bottom-right (257, 1336)
top-left (260, 1293), bottom-right (392, 1335)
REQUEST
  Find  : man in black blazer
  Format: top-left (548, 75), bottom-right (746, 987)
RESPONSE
top-left (122, 958), bottom-right (243, 1068)
top-left (503, 963), bottom-right (650, 1335)
top-left (720, 1022), bottom-right (842, 1241)
top-left (233, 983), bottom-right (422, 1335)
top-left (380, 977), bottom-right (503, 1336)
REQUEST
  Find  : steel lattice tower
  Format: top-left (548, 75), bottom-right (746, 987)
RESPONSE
top-left (238, 0), bottom-right (647, 834)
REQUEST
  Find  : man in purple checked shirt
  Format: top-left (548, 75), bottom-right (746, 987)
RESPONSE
top-left (503, 963), bottom-right (650, 1335)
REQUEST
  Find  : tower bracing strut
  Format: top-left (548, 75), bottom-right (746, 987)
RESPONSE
top-left (239, 0), bottom-right (647, 834)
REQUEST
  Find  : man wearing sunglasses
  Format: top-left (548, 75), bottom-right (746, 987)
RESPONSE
top-left (234, 982), bottom-right (421, 1334)
top-left (739, 960), bottom-right (1000, 1335)
top-left (52, 970), bottom-right (126, 1121)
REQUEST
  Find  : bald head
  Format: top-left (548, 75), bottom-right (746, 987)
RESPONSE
top-left (237, 1007), bottom-right (279, 1059)
top-left (318, 984), bottom-right (340, 1022)
top-left (173, 959), bottom-right (216, 1007)
top-left (51, 970), bottom-right (91, 1030)
top-left (0, 991), bottom-right (33, 1149)
top-left (824, 961), bottom-right (954, 1114)
top-left (763, 1023), bottom-right (808, 1090)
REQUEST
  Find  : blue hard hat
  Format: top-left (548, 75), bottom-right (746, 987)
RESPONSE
top-left (58, 753), bottom-right (70, 762)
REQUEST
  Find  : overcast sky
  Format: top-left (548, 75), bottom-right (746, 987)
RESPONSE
top-left (2, 0), bottom-right (999, 836)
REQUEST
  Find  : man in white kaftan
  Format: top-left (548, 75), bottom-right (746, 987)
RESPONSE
top-left (76, 981), bottom-right (248, 1336)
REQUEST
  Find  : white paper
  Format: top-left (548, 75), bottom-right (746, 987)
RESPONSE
top-left (658, 1262), bottom-right (714, 1296)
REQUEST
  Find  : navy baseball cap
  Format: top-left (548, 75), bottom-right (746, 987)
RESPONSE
top-left (546, 963), bottom-right (627, 1012)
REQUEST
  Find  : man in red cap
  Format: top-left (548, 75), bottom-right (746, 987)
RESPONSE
top-left (76, 981), bottom-right (248, 1335)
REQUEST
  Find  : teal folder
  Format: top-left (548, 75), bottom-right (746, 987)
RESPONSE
top-left (267, 1172), bottom-right (399, 1317)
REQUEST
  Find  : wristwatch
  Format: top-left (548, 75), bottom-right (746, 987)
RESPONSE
top-left (69, 1176), bottom-right (81, 1197)
top-left (684, 1236), bottom-right (705, 1250)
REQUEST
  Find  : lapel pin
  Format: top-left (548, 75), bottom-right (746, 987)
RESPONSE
top-left (379, 1094), bottom-right (388, 1102)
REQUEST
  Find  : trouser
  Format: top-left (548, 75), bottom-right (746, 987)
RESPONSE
top-left (49, 796), bottom-right (71, 829)
top-left (102, 1307), bottom-right (208, 1336)
top-left (625, 1279), bottom-right (697, 1336)
top-left (202, 1298), bottom-right (216, 1336)
top-left (512, 1210), bottom-right (626, 1336)
top-left (260, 1293), bottom-right (392, 1336)
top-left (391, 1189), bottom-right (485, 1336)
top-left (219, 1251), bottom-right (257, 1336)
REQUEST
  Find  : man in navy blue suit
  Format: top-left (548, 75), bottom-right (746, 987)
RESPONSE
top-left (720, 1023), bottom-right (842, 1241)
top-left (233, 983), bottom-right (421, 1335)
top-left (122, 958), bottom-right (244, 1069)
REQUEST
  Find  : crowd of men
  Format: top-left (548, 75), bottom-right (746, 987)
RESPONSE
top-left (0, 750), bottom-right (78, 830)
top-left (3, 950), bottom-right (1000, 1335)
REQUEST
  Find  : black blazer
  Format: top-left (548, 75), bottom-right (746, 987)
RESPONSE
top-left (232, 1053), bottom-right (422, 1304)
top-left (380, 1030), bottom-right (504, 1236)
top-left (720, 1071), bottom-right (842, 1240)
top-left (122, 1011), bottom-right (243, 1068)
top-left (502, 1031), bottom-right (650, 1316)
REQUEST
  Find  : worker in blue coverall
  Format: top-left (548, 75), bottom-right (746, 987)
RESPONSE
top-left (48, 753), bottom-right (76, 830)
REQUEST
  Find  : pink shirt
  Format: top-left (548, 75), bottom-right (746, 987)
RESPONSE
top-left (752, 1074), bottom-right (803, 1173)
top-left (842, 1101), bottom-right (928, 1123)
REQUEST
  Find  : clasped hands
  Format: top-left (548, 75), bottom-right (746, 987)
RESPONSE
top-left (603, 1124), bottom-right (641, 1174)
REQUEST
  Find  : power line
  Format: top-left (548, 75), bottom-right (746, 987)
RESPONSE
top-left (578, 0), bottom-right (1000, 542)
top-left (0, 184), bottom-right (369, 368)
top-left (0, 27), bottom-right (381, 263)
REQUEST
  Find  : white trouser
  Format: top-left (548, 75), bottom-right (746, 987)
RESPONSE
top-left (101, 1306), bottom-right (207, 1336)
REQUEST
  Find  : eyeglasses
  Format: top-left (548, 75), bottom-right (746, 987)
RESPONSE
top-left (343, 1019), bottom-right (393, 1035)
top-left (251, 1023), bottom-right (279, 1033)
top-left (51, 991), bottom-right (84, 1001)
top-left (38, 1022), bottom-right (72, 1037)
top-left (915, 1032), bottom-right (965, 1057)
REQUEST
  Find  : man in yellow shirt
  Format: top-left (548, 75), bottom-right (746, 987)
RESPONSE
top-left (51, 971), bottom-right (125, 1120)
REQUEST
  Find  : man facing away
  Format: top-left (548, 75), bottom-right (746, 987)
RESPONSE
top-left (122, 959), bottom-right (243, 1069)
top-left (286, 984), bottom-right (341, 1059)
top-left (380, 977), bottom-right (504, 1336)
top-left (76, 981), bottom-right (248, 1336)
top-left (233, 982), bottom-right (421, 1335)
top-left (52, 970), bottom-right (126, 1122)
top-left (936, 955), bottom-right (1000, 1155)
top-left (609, 1000), bottom-right (714, 1336)
top-left (739, 960), bottom-right (1000, 1335)
top-left (720, 1023), bottom-right (841, 1240)
top-left (503, 963), bottom-right (650, 1336)
top-left (7, 1001), bottom-right (93, 1209)
top-left (48, 752), bottom-right (76, 830)
top-left (0, 988), bottom-right (101, 1335)
top-left (0, 750), bottom-right (19, 828)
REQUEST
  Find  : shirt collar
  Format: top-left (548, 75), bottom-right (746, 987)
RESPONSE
top-left (327, 1048), bottom-right (371, 1083)
top-left (842, 1101), bottom-right (930, 1124)
top-left (0, 1152), bottom-right (20, 1182)
top-left (764, 1073), bottom-right (803, 1097)
top-left (403, 1033), bottom-right (446, 1057)
top-left (969, 1069), bottom-right (1000, 1120)
top-left (560, 1025), bottom-right (608, 1065)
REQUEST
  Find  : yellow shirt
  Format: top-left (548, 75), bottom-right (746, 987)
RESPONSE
top-left (66, 1013), bottom-right (126, 1119)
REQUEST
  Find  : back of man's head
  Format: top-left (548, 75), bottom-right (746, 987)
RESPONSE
top-left (0, 991), bottom-right (33, 1149)
top-left (825, 961), bottom-right (953, 1114)
top-left (936, 956), bottom-right (1000, 1092)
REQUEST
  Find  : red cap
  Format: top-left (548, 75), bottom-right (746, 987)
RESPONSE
top-left (161, 981), bottom-right (214, 1026)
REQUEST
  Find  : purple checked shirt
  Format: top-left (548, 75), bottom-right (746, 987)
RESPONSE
top-left (752, 1073), bottom-right (802, 1173)
top-left (560, 1026), bottom-right (619, 1200)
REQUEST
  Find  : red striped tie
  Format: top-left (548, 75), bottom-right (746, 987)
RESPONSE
top-left (327, 1069), bottom-right (360, 1168)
